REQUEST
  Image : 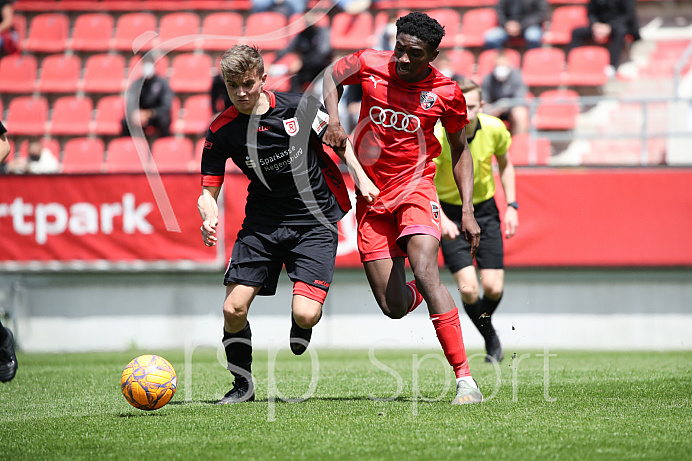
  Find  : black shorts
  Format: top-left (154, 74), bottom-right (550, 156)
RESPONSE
top-left (224, 223), bottom-right (338, 296)
top-left (440, 198), bottom-right (504, 273)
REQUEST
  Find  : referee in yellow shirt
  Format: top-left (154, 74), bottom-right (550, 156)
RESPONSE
top-left (434, 78), bottom-right (518, 363)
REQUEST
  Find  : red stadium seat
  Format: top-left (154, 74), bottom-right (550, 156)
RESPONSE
top-left (150, 136), bottom-right (194, 172)
top-left (445, 49), bottom-right (475, 78)
top-left (169, 53), bottom-right (213, 93)
top-left (6, 96), bottom-right (49, 136)
top-left (533, 89), bottom-right (580, 130)
top-left (13, 13), bottom-right (26, 47)
top-left (49, 96), bottom-right (94, 136)
top-left (70, 13), bottom-right (115, 51)
top-left (330, 11), bottom-right (374, 50)
top-left (459, 8), bottom-right (498, 48)
top-left (565, 46), bottom-right (610, 86)
top-left (128, 54), bottom-right (169, 80)
top-left (157, 12), bottom-right (200, 52)
top-left (93, 95), bottom-right (125, 136)
top-left (243, 11), bottom-right (289, 50)
top-left (521, 47), bottom-right (565, 87)
top-left (475, 48), bottom-right (521, 81)
top-left (24, 13), bottom-right (69, 53)
top-left (82, 54), bottom-right (126, 93)
top-left (199, 12), bottom-right (243, 51)
top-left (178, 94), bottom-right (213, 136)
top-left (113, 12), bottom-right (157, 52)
top-left (508, 133), bottom-right (551, 166)
top-left (425, 9), bottom-right (461, 48)
top-left (37, 54), bottom-right (81, 93)
top-left (105, 137), bottom-right (149, 173)
top-left (543, 6), bottom-right (588, 46)
top-left (0, 55), bottom-right (37, 93)
top-left (61, 138), bottom-right (105, 174)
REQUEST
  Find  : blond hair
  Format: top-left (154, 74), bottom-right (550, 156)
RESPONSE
top-left (455, 77), bottom-right (482, 100)
top-left (220, 45), bottom-right (264, 82)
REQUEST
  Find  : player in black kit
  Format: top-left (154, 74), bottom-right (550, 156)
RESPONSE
top-left (198, 45), bottom-right (378, 404)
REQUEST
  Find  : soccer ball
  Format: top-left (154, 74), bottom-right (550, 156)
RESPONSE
top-left (121, 354), bottom-right (177, 411)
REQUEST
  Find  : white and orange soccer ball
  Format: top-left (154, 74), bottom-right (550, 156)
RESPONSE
top-left (121, 354), bottom-right (177, 411)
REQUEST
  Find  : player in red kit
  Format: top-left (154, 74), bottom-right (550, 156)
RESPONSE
top-left (323, 12), bottom-right (483, 404)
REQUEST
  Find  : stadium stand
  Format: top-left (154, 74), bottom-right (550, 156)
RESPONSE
top-left (157, 12), bottom-right (200, 51)
top-left (15, 138), bottom-right (61, 162)
top-left (128, 54), bottom-right (170, 80)
top-left (48, 96), bottom-right (94, 136)
top-left (104, 137), bottom-right (149, 173)
top-left (36, 54), bottom-right (81, 94)
top-left (509, 133), bottom-right (552, 166)
top-left (458, 7), bottom-right (497, 48)
top-left (425, 9), bottom-right (461, 48)
top-left (61, 137), bottom-right (106, 173)
top-left (521, 47), bottom-right (566, 87)
top-left (0, 54), bottom-right (37, 93)
top-left (24, 13), bottom-right (69, 53)
top-left (150, 136), bottom-right (194, 172)
top-left (565, 45), bottom-right (610, 86)
top-left (5, 96), bottom-right (49, 136)
top-left (168, 53), bottom-right (213, 93)
top-left (70, 13), bottom-right (115, 52)
top-left (543, 5), bottom-right (588, 46)
top-left (475, 48), bottom-right (521, 81)
top-left (533, 89), bottom-right (580, 130)
top-left (243, 11), bottom-right (289, 50)
top-left (199, 12), bottom-right (243, 51)
top-left (93, 96), bottom-right (125, 136)
top-left (177, 94), bottom-right (213, 136)
top-left (446, 49), bottom-right (475, 78)
top-left (330, 11), bottom-right (374, 50)
top-left (113, 12), bottom-right (157, 52)
top-left (82, 54), bottom-right (126, 94)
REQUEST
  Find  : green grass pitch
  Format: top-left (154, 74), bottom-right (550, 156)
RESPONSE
top-left (1, 349), bottom-right (690, 460)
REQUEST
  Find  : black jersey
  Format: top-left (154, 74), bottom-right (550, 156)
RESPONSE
top-left (201, 91), bottom-right (349, 227)
top-left (0, 121), bottom-right (6, 135)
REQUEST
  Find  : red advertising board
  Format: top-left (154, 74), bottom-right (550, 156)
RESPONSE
top-left (1, 169), bottom-right (691, 268)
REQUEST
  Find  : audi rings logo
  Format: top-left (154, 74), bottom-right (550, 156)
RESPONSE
top-left (369, 106), bottom-right (421, 133)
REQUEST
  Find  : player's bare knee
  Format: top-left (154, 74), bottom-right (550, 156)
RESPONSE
top-left (459, 284), bottom-right (479, 301)
top-left (222, 302), bottom-right (248, 323)
top-left (293, 310), bottom-right (321, 329)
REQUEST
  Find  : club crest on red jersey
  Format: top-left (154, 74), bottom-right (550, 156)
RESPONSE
top-left (420, 91), bottom-right (438, 110)
top-left (283, 117), bottom-right (299, 136)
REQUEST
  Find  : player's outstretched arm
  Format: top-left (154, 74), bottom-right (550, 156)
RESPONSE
top-left (198, 186), bottom-right (221, 247)
top-left (333, 141), bottom-right (379, 204)
top-left (322, 65), bottom-right (347, 148)
top-left (448, 127), bottom-right (481, 257)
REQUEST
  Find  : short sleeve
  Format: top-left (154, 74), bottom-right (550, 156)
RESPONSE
top-left (0, 121), bottom-right (6, 135)
top-left (200, 129), bottom-right (227, 186)
top-left (440, 85), bottom-right (468, 134)
top-left (332, 50), bottom-right (366, 86)
top-left (494, 124), bottom-right (512, 157)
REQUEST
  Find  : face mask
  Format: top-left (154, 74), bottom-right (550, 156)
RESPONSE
top-left (142, 62), bottom-right (156, 79)
top-left (493, 65), bottom-right (511, 82)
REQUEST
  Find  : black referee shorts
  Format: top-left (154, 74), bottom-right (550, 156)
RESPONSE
top-left (224, 223), bottom-right (338, 296)
top-left (440, 198), bottom-right (504, 273)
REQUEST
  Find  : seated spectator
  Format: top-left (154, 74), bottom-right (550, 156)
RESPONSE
top-left (481, 51), bottom-right (529, 135)
top-left (252, 0), bottom-right (306, 17)
top-left (211, 73), bottom-right (232, 115)
top-left (270, 10), bottom-right (332, 95)
top-left (121, 55), bottom-right (173, 138)
top-left (0, 0), bottom-right (19, 57)
top-left (568, 0), bottom-right (640, 78)
top-left (484, 0), bottom-right (546, 50)
top-left (7, 139), bottom-right (60, 174)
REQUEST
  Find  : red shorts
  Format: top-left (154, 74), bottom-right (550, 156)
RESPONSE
top-left (356, 180), bottom-right (442, 262)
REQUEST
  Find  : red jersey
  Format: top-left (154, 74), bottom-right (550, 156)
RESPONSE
top-left (333, 49), bottom-right (468, 198)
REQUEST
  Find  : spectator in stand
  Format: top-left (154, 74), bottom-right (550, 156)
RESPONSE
top-left (481, 51), bottom-right (529, 135)
top-left (211, 73), bottom-right (232, 115)
top-left (252, 0), bottom-right (306, 17)
top-left (568, 0), bottom-right (640, 78)
top-left (7, 139), bottom-right (60, 174)
top-left (270, 10), bottom-right (332, 94)
top-left (121, 55), bottom-right (174, 138)
top-left (0, 0), bottom-right (19, 57)
top-left (484, 0), bottom-right (547, 50)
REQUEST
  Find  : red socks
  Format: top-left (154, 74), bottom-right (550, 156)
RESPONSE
top-left (406, 280), bottom-right (424, 314)
top-left (430, 307), bottom-right (470, 378)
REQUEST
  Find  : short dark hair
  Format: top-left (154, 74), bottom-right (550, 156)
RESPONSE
top-left (395, 12), bottom-right (445, 51)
